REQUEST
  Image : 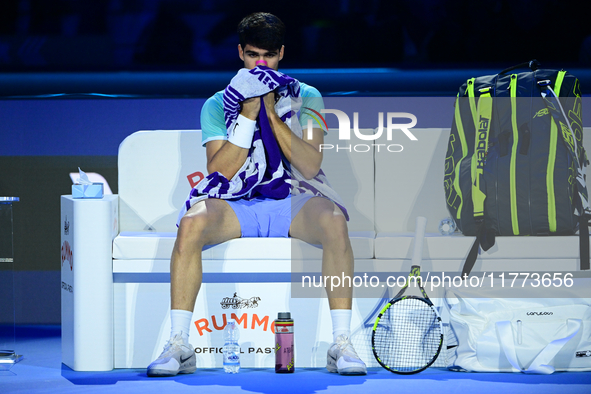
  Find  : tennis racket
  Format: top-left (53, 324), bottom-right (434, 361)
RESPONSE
top-left (371, 216), bottom-right (443, 374)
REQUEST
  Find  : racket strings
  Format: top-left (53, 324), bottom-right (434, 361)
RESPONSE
top-left (373, 298), bottom-right (442, 373)
top-left (349, 326), bottom-right (376, 366)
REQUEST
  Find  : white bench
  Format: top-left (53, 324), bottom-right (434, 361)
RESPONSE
top-left (61, 127), bottom-right (591, 371)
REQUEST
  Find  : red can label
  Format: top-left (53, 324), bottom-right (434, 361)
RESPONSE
top-left (274, 321), bottom-right (293, 334)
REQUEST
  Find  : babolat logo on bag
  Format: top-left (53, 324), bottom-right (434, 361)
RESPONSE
top-left (476, 115), bottom-right (489, 169)
top-left (526, 312), bottom-right (554, 316)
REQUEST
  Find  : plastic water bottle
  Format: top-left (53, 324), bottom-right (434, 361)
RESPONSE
top-left (439, 217), bottom-right (457, 235)
top-left (223, 320), bottom-right (240, 373)
top-left (274, 312), bottom-right (294, 373)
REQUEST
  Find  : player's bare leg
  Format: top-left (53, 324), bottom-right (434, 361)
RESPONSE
top-left (290, 197), bottom-right (353, 307)
top-left (171, 198), bottom-right (241, 312)
top-left (290, 196), bottom-right (366, 375)
top-left (148, 198), bottom-right (240, 377)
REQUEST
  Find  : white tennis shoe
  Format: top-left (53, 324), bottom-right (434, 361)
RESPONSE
top-left (147, 334), bottom-right (197, 377)
top-left (326, 334), bottom-right (367, 375)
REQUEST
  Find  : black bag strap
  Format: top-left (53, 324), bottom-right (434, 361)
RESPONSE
top-left (462, 220), bottom-right (497, 277)
top-left (460, 85), bottom-right (495, 277)
top-left (499, 59), bottom-right (540, 75)
top-left (462, 222), bottom-right (484, 277)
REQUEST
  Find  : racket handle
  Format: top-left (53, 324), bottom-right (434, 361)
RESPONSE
top-left (411, 216), bottom-right (427, 266)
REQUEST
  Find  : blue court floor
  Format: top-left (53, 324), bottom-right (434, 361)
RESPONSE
top-left (1, 326), bottom-right (591, 394)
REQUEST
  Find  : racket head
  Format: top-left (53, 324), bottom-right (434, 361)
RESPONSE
top-left (371, 295), bottom-right (443, 374)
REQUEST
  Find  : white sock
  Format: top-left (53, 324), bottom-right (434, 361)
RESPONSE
top-left (331, 309), bottom-right (352, 342)
top-left (171, 309), bottom-right (193, 342)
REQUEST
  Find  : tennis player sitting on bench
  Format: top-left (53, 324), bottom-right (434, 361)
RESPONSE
top-left (147, 12), bottom-right (367, 377)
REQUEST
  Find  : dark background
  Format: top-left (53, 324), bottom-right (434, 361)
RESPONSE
top-left (0, 0), bottom-right (590, 71)
top-left (1, 0), bottom-right (591, 324)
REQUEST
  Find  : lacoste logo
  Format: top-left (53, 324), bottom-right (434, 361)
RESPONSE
top-left (526, 312), bottom-right (553, 316)
top-left (64, 216), bottom-right (70, 235)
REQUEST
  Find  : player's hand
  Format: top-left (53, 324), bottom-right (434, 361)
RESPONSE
top-left (262, 91), bottom-right (277, 118)
top-left (240, 97), bottom-right (261, 121)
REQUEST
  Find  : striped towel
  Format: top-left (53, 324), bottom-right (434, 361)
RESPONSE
top-left (178, 67), bottom-right (348, 225)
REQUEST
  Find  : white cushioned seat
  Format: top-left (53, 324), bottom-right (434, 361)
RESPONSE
top-left (113, 230), bottom-right (375, 260)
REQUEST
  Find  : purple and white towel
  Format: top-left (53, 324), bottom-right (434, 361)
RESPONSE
top-left (177, 66), bottom-right (348, 225)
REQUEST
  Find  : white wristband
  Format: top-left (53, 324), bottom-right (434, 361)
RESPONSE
top-left (228, 115), bottom-right (256, 149)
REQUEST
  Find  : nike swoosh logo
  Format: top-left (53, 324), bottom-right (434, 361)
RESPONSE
top-left (180, 355), bottom-right (192, 364)
top-left (233, 123), bottom-right (239, 135)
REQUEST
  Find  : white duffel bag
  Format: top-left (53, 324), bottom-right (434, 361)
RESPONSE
top-left (446, 291), bottom-right (591, 373)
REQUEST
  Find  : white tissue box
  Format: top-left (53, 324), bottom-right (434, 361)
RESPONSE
top-left (72, 183), bottom-right (104, 199)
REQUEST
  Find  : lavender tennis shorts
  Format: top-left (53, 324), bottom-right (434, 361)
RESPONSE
top-left (226, 194), bottom-right (314, 238)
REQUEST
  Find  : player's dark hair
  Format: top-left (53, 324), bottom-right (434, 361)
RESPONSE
top-left (238, 12), bottom-right (285, 51)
